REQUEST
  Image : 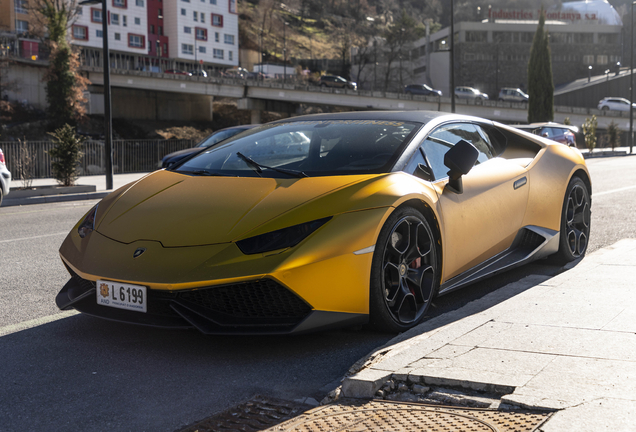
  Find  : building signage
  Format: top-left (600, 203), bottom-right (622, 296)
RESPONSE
top-left (488, 9), bottom-right (599, 22)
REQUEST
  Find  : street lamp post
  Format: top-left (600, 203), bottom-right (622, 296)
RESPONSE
top-left (588, 65), bottom-right (592, 82)
top-left (450, 0), bottom-right (455, 113)
top-left (79, 0), bottom-right (113, 190)
top-left (283, 22), bottom-right (288, 83)
top-left (630, 1), bottom-right (635, 153)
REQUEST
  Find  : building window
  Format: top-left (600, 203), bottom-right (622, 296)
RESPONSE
top-left (123, 15), bottom-right (127, 26)
top-left (184, 26), bottom-right (192, 34)
top-left (128, 33), bottom-right (145, 48)
top-left (199, 46), bottom-right (206, 53)
top-left (16, 20), bottom-right (28, 33)
top-left (215, 32), bottom-right (219, 42)
top-left (229, 0), bottom-right (236, 14)
top-left (212, 14), bottom-right (223, 27)
top-left (583, 55), bottom-right (594, 65)
top-left (573, 33), bottom-right (593, 44)
top-left (598, 33), bottom-right (618, 45)
top-left (182, 44), bottom-right (193, 55)
top-left (181, 9), bottom-right (186, 15)
top-left (158, 8), bottom-right (163, 18)
top-left (597, 55), bottom-right (609, 65)
top-left (150, 24), bottom-right (155, 34)
top-left (465, 31), bottom-right (487, 43)
top-left (182, 0), bottom-right (190, 2)
top-left (164, 43), bottom-right (168, 54)
top-left (200, 13), bottom-right (205, 23)
top-left (224, 34), bottom-right (234, 45)
top-left (213, 48), bottom-right (223, 59)
top-left (134, 17), bottom-right (140, 25)
top-left (114, 32), bottom-right (121, 40)
top-left (76, 6), bottom-right (83, 15)
top-left (193, 11), bottom-right (198, 21)
top-left (96, 29), bottom-right (103, 37)
top-left (113, 0), bottom-right (126, 8)
top-left (210, 0), bottom-right (216, 4)
top-left (15, 0), bottom-right (28, 14)
top-left (196, 27), bottom-right (207, 40)
top-left (228, 51), bottom-right (233, 61)
top-left (91, 8), bottom-right (102, 23)
top-left (72, 25), bottom-right (88, 40)
top-left (135, 0), bottom-right (144, 6)
top-left (112, 13), bottom-right (119, 24)
top-left (158, 26), bottom-right (163, 35)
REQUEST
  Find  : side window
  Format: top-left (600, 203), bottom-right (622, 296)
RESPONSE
top-left (405, 147), bottom-right (428, 176)
top-left (422, 123), bottom-right (496, 180)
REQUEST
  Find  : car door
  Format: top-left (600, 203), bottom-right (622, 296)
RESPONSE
top-left (420, 122), bottom-right (530, 281)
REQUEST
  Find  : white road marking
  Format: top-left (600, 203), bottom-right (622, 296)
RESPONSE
top-left (0, 311), bottom-right (79, 337)
top-left (593, 184), bottom-right (636, 197)
top-left (0, 231), bottom-right (68, 244)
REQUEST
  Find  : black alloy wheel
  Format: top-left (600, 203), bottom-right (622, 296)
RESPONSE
top-left (370, 207), bottom-right (439, 332)
top-left (553, 177), bottom-right (591, 263)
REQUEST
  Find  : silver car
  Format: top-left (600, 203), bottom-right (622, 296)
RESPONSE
top-left (454, 86), bottom-right (489, 101)
top-left (0, 147), bottom-right (12, 206)
top-left (597, 97), bottom-right (636, 112)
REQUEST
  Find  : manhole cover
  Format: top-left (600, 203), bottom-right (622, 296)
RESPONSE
top-left (266, 399), bottom-right (551, 432)
top-left (177, 395), bottom-right (312, 432)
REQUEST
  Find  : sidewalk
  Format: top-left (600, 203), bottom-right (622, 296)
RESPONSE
top-left (339, 239), bottom-right (636, 431)
top-left (2, 172), bottom-right (151, 207)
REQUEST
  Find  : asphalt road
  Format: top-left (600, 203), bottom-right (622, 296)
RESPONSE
top-left (0, 153), bottom-right (634, 431)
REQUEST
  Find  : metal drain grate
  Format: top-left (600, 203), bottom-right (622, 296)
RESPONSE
top-left (266, 399), bottom-right (552, 432)
top-left (177, 395), bottom-right (313, 432)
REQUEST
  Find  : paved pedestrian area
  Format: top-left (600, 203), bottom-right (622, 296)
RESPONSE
top-left (341, 239), bottom-right (636, 431)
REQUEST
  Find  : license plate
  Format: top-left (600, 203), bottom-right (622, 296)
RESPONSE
top-left (96, 280), bottom-right (147, 313)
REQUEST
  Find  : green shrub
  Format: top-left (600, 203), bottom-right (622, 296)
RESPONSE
top-left (582, 116), bottom-right (598, 152)
top-left (607, 121), bottom-right (620, 150)
top-left (47, 124), bottom-right (85, 186)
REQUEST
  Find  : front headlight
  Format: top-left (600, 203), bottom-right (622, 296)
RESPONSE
top-left (78, 204), bottom-right (99, 238)
top-left (236, 217), bottom-right (332, 255)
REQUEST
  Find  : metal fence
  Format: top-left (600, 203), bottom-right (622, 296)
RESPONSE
top-left (0, 139), bottom-right (195, 180)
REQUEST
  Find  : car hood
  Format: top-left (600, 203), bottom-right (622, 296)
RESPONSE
top-left (95, 170), bottom-right (378, 247)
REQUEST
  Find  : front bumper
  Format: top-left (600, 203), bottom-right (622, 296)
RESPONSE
top-left (56, 268), bottom-right (367, 335)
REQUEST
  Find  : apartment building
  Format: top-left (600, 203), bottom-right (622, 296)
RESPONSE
top-left (69, 0), bottom-right (238, 67)
top-left (163, 0), bottom-right (238, 66)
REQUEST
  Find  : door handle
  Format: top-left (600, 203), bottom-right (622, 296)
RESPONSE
top-left (514, 177), bottom-right (527, 190)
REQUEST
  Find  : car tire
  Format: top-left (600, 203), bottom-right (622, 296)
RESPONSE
top-left (601, 106), bottom-right (609, 111)
top-left (369, 207), bottom-right (440, 332)
top-left (551, 176), bottom-right (591, 264)
top-left (320, 83), bottom-right (326, 88)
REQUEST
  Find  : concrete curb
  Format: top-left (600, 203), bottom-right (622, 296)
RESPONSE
top-left (2, 191), bottom-right (109, 207)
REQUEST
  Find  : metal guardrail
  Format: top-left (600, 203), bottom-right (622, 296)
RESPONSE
top-left (0, 139), bottom-right (194, 180)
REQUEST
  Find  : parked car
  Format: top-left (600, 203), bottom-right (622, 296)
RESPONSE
top-left (319, 75), bottom-right (357, 90)
top-left (597, 97), bottom-right (636, 112)
top-left (404, 84), bottom-right (442, 97)
top-left (454, 86), bottom-right (489, 101)
top-left (164, 69), bottom-right (192, 76)
top-left (160, 124), bottom-right (259, 168)
top-left (189, 69), bottom-right (208, 77)
top-left (223, 67), bottom-right (249, 79)
top-left (56, 110), bottom-right (591, 334)
top-left (514, 122), bottom-right (579, 147)
top-left (0, 147), bottom-right (12, 206)
top-left (498, 87), bottom-right (529, 103)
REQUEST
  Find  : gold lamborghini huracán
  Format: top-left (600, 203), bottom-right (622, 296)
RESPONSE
top-left (56, 111), bottom-right (591, 334)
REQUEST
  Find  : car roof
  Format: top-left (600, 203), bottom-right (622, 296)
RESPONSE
top-left (269, 110), bottom-right (447, 125)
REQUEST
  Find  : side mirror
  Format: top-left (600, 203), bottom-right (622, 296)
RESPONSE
top-left (414, 163), bottom-right (434, 181)
top-left (444, 139), bottom-right (479, 194)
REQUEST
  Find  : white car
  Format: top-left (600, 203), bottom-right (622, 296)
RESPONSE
top-left (454, 86), bottom-right (489, 101)
top-left (597, 97), bottom-right (636, 112)
top-left (0, 147), bottom-right (12, 206)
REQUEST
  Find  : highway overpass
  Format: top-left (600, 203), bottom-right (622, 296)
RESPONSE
top-left (84, 66), bottom-right (633, 130)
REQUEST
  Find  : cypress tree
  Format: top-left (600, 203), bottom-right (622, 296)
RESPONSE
top-left (527, 6), bottom-right (554, 123)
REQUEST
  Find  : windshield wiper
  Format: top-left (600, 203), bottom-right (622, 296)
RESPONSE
top-left (178, 170), bottom-right (234, 177)
top-left (236, 152), bottom-right (308, 178)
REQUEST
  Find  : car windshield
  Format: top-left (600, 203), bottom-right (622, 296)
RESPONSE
top-left (175, 120), bottom-right (420, 178)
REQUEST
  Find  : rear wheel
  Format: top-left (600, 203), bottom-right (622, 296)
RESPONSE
top-left (601, 106), bottom-right (609, 111)
top-left (552, 177), bottom-right (591, 263)
top-left (370, 207), bottom-right (439, 332)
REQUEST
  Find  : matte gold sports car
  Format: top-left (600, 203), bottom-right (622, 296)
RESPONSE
top-left (56, 111), bottom-right (591, 334)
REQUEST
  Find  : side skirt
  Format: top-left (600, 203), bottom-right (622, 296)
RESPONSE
top-left (438, 226), bottom-right (559, 296)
